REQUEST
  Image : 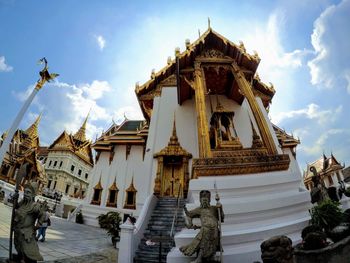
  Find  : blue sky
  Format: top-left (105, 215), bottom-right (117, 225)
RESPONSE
top-left (0, 0), bottom-right (349, 172)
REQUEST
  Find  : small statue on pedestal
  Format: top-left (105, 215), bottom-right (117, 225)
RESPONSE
top-left (260, 235), bottom-right (294, 263)
top-left (12, 182), bottom-right (45, 263)
top-left (309, 166), bottom-right (329, 205)
top-left (180, 190), bottom-right (224, 263)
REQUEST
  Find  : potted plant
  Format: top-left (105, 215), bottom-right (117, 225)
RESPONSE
top-left (97, 211), bottom-right (121, 247)
top-left (310, 199), bottom-right (343, 232)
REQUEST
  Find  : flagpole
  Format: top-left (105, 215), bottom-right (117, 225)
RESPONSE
top-left (0, 58), bottom-right (58, 165)
top-left (214, 180), bottom-right (223, 263)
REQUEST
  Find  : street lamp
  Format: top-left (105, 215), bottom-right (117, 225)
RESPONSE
top-left (0, 58), bottom-right (59, 165)
top-left (53, 192), bottom-right (62, 214)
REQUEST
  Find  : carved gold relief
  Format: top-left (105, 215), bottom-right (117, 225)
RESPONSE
top-left (192, 153), bottom-right (290, 178)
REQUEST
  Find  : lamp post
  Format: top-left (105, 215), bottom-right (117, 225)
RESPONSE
top-left (53, 192), bottom-right (62, 214)
top-left (0, 58), bottom-right (59, 165)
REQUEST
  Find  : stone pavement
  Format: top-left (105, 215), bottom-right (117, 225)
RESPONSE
top-left (0, 203), bottom-right (117, 262)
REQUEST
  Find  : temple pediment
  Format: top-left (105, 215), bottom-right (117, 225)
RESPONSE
top-left (135, 28), bottom-right (275, 121)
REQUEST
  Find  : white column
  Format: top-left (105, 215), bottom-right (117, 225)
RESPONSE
top-left (0, 88), bottom-right (39, 165)
top-left (118, 219), bottom-right (135, 263)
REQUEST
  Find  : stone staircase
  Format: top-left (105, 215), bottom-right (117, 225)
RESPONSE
top-left (134, 197), bottom-right (186, 263)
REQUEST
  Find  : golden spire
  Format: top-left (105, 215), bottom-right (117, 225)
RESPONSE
top-left (169, 113), bottom-right (179, 146)
top-left (74, 111), bottom-right (89, 142)
top-left (25, 113), bottom-right (42, 139)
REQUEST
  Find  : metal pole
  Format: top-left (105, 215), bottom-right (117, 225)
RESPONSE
top-left (214, 181), bottom-right (223, 263)
top-left (0, 88), bottom-right (39, 165)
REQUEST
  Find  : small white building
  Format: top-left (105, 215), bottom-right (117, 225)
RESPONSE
top-left (44, 114), bottom-right (93, 199)
top-left (83, 27), bottom-right (311, 262)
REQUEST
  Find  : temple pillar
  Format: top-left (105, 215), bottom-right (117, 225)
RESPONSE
top-left (231, 62), bottom-right (277, 155)
top-left (194, 61), bottom-right (211, 158)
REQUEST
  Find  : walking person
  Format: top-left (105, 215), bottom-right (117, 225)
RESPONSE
top-left (36, 201), bottom-right (51, 242)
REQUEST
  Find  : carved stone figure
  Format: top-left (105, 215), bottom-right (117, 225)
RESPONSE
top-left (260, 235), bottom-right (294, 263)
top-left (13, 181), bottom-right (44, 263)
top-left (180, 190), bottom-right (224, 263)
top-left (310, 166), bottom-right (329, 204)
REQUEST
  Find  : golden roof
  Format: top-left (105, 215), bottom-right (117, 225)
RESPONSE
top-left (135, 28), bottom-right (275, 120)
top-left (273, 124), bottom-right (300, 148)
top-left (125, 177), bottom-right (137, 192)
top-left (73, 112), bottom-right (89, 142)
top-left (154, 117), bottom-right (192, 158)
top-left (304, 154), bottom-right (344, 179)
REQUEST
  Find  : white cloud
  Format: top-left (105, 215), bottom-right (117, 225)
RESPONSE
top-left (95, 35), bottom-right (106, 50)
top-left (13, 79), bottom-right (118, 144)
top-left (307, 0), bottom-right (350, 91)
top-left (301, 129), bottom-right (347, 156)
top-left (272, 103), bottom-right (342, 125)
top-left (0, 56), bottom-right (13, 72)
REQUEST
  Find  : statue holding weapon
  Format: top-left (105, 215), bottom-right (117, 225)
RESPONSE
top-left (9, 163), bottom-right (45, 263)
top-left (180, 190), bottom-right (224, 263)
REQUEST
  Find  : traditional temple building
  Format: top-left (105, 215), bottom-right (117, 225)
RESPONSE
top-left (303, 154), bottom-right (345, 190)
top-left (0, 114), bottom-right (47, 192)
top-left (44, 114), bottom-right (93, 198)
top-left (83, 27), bottom-right (311, 262)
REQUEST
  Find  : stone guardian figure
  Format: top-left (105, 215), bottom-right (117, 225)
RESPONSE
top-left (13, 181), bottom-right (45, 263)
top-left (180, 190), bottom-right (224, 263)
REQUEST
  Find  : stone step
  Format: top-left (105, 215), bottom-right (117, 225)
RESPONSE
top-left (133, 197), bottom-right (186, 262)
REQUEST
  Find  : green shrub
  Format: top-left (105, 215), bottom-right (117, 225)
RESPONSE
top-left (310, 199), bottom-right (343, 231)
top-left (97, 211), bottom-right (121, 247)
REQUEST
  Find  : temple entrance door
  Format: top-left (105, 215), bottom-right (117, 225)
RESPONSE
top-left (161, 156), bottom-right (183, 197)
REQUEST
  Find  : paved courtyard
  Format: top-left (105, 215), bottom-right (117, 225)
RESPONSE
top-left (0, 203), bottom-right (117, 262)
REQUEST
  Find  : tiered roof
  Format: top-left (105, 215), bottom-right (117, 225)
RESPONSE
top-left (135, 27), bottom-right (275, 121)
top-left (92, 119), bottom-right (148, 151)
top-left (48, 114), bottom-right (93, 166)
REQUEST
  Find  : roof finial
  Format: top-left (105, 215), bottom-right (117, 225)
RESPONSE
top-left (198, 29), bottom-right (201, 38)
top-left (123, 112), bottom-right (128, 120)
top-left (185, 39), bottom-right (191, 50)
top-left (73, 111), bottom-right (90, 142)
top-left (208, 17), bottom-right (211, 29)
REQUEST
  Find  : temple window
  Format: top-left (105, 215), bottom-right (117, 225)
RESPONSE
top-left (59, 161), bottom-right (63, 168)
top-left (124, 177), bottom-right (137, 209)
top-left (336, 172), bottom-right (341, 182)
top-left (91, 177), bottom-right (103, 205)
top-left (106, 178), bottom-right (119, 207)
top-left (328, 176), bottom-right (334, 186)
top-left (53, 181), bottom-right (57, 189)
top-left (85, 173), bottom-right (88, 179)
top-left (54, 161), bottom-right (57, 167)
top-left (48, 180), bottom-right (52, 189)
top-left (71, 165), bottom-right (75, 172)
top-left (49, 160), bottom-right (52, 167)
top-left (78, 169), bottom-right (82, 176)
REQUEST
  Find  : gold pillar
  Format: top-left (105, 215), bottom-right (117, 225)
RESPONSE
top-left (194, 61), bottom-right (212, 158)
top-left (231, 62), bottom-right (277, 155)
top-left (154, 157), bottom-right (163, 196)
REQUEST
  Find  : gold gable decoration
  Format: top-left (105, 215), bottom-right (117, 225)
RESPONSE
top-left (124, 177), bottom-right (137, 210)
top-left (153, 117), bottom-right (192, 197)
top-left (91, 174), bottom-right (103, 205)
top-left (106, 176), bottom-right (119, 207)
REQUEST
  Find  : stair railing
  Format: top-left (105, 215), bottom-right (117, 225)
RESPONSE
top-left (170, 183), bottom-right (182, 238)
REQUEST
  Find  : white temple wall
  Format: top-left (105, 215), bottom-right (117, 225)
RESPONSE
top-left (145, 87), bottom-right (198, 195)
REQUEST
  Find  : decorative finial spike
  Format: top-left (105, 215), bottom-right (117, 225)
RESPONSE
top-left (185, 39), bottom-right (191, 50)
top-left (167, 56), bottom-right (172, 65)
top-left (198, 29), bottom-right (201, 38)
top-left (208, 17), bottom-right (211, 29)
top-left (151, 69), bottom-right (156, 79)
top-left (175, 47), bottom-right (180, 57)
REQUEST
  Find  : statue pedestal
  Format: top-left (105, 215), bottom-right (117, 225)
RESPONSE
top-left (168, 168), bottom-right (311, 263)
